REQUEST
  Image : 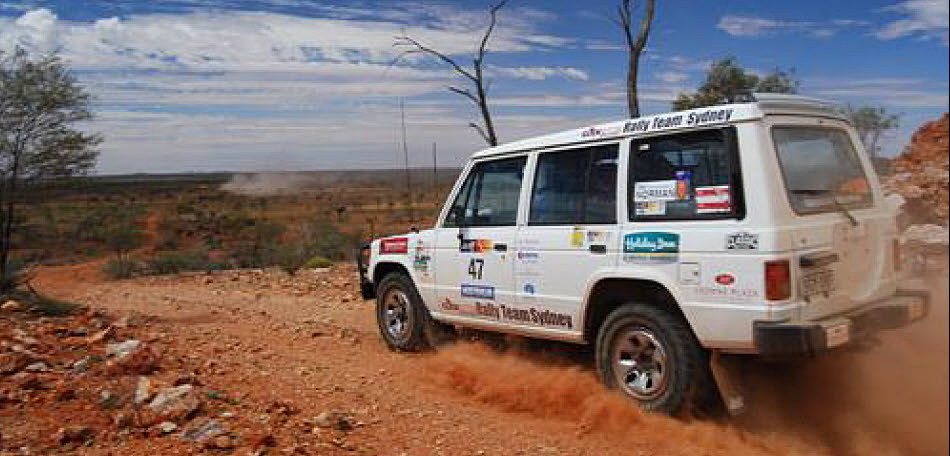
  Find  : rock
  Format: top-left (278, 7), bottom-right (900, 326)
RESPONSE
top-left (71, 357), bottom-right (92, 373)
top-left (114, 412), bottom-right (133, 429)
top-left (99, 389), bottom-right (123, 409)
top-left (314, 411), bottom-right (356, 431)
top-left (158, 421), bottom-right (178, 434)
top-left (11, 373), bottom-right (45, 390)
top-left (180, 418), bottom-right (227, 443)
top-left (86, 327), bottom-right (114, 344)
top-left (148, 384), bottom-right (202, 421)
top-left (0, 353), bottom-right (29, 375)
top-left (207, 434), bottom-right (235, 450)
top-left (133, 376), bottom-right (152, 407)
top-left (107, 340), bottom-right (143, 358)
top-left (54, 426), bottom-right (95, 446)
top-left (1, 300), bottom-right (24, 312)
top-left (23, 362), bottom-right (51, 373)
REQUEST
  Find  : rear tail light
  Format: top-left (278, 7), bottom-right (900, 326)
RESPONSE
top-left (765, 259), bottom-right (792, 301)
top-left (893, 239), bottom-right (902, 272)
top-left (380, 237), bottom-right (409, 254)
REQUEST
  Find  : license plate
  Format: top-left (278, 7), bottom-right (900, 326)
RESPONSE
top-left (801, 268), bottom-right (836, 297)
top-left (825, 322), bottom-right (850, 348)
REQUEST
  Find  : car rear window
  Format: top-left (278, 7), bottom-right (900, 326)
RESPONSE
top-left (773, 126), bottom-right (872, 214)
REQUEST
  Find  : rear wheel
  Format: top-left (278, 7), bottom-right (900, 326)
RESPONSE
top-left (376, 273), bottom-right (451, 351)
top-left (595, 302), bottom-right (712, 415)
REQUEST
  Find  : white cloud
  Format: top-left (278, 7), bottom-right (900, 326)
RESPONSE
top-left (807, 77), bottom-right (949, 107)
top-left (657, 71), bottom-right (688, 83)
top-left (489, 66), bottom-right (590, 81)
top-left (876, 0), bottom-right (949, 46)
top-left (0, 7), bottom-right (570, 70)
top-left (717, 15), bottom-right (866, 39)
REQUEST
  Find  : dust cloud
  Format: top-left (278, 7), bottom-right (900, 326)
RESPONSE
top-left (737, 273), bottom-right (949, 456)
top-left (220, 172), bottom-right (319, 196)
top-left (423, 344), bottom-right (822, 456)
top-left (422, 273), bottom-right (948, 455)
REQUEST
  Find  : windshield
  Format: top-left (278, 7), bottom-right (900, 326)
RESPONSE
top-left (773, 126), bottom-right (873, 214)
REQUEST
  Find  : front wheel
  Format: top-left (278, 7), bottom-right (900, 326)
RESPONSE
top-left (376, 273), bottom-right (450, 351)
top-left (595, 302), bottom-right (712, 415)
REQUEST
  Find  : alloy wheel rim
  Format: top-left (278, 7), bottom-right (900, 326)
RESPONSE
top-left (610, 326), bottom-right (669, 401)
top-left (383, 289), bottom-right (411, 340)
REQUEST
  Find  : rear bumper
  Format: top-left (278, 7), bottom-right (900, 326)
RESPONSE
top-left (754, 289), bottom-right (930, 358)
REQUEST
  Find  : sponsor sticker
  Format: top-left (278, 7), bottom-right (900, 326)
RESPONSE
top-left (380, 237), bottom-right (408, 254)
top-left (516, 250), bottom-right (540, 263)
top-left (725, 232), bottom-right (759, 250)
top-left (623, 232), bottom-right (679, 263)
top-left (635, 201), bottom-right (666, 216)
top-left (715, 273), bottom-right (736, 286)
top-left (586, 230), bottom-right (609, 244)
top-left (412, 240), bottom-right (430, 272)
top-left (461, 284), bottom-right (495, 300)
top-left (696, 185), bottom-right (731, 214)
top-left (522, 282), bottom-right (536, 295)
top-left (571, 227), bottom-right (585, 248)
top-left (634, 180), bottom-right (678, 202)
top-left (674, 171), bottom-right (692, 200)
top-left (460, 238), bottom-right (494, 253)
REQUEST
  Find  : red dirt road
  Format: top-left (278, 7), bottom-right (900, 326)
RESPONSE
top-left (23, 263), bottom-right (949, 456)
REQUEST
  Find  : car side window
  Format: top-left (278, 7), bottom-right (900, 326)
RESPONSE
top-left (444, 157), bottom-right (526, 227)
top-left (529, 144), bottom-right (618, 225)
top-left (629, 128), bottom-right (742, 220)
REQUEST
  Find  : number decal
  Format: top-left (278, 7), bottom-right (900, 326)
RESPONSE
top-left (468, 258), bottom-right (484, 280)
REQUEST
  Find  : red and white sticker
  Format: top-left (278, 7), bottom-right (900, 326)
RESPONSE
top-left (380, 237), bottom-right (409, 254)
top-left (696, 185), bottom-right (731, 214)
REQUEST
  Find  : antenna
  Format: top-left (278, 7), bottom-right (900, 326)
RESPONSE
top-left (400, 99), bottom-right (414, 223)
top-left (432, 142), bottom-right (438, 198)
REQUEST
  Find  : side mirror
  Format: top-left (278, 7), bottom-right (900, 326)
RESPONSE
top-left (448, 206), bottom-right (465, 227)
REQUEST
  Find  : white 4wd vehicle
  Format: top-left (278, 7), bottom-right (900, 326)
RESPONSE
top-left (357, 93), bottom-right (930, 414)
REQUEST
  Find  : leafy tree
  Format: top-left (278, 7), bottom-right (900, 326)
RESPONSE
top-left (672, 57), bottom-right (798, 110)
top-left (841, 105), bottom-right (900, 159)
top-left (1, 47), bottom-right (102, 291)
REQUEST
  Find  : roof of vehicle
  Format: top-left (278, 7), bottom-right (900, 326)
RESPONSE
top-left (471, 93), bottom-right (847, 159)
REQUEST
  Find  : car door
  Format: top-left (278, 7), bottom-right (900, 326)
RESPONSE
top-left (514, 142), bottom-right (621, 335)
top-left (430, 156), bottom-right (527, 324)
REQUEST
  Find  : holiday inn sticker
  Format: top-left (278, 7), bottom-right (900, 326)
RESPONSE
top-left (623, 232), bottom-right (680, 263)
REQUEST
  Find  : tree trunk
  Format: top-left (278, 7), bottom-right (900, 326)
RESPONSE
top-left (627, 52), bottom-right (640, 118)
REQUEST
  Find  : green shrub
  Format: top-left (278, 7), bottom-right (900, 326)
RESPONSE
top-left (145, 249), bottom-right (210, 275)
top-left (304, 256), bottom-right (333, 269)
top-left (103, 257), bottom-right (142, 279)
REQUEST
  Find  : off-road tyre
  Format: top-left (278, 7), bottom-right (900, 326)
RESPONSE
top-left (595, 302), bottom-right (713, 416)
top-left (375, 272), bottom-right (451, 351)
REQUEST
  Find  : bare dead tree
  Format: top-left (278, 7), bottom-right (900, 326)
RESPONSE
top-left (394, 1), bottom-right (508, 146)
top-left (617, 0), bottom-right (656, 118)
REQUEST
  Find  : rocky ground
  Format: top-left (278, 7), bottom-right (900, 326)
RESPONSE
top-left (1, 263), bottom-right (947, 456)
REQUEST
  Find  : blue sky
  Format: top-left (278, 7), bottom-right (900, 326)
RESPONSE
top-left (1, 0), bottom-right (947, 174)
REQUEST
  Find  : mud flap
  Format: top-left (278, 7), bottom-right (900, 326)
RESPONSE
top-left (710, 351), bottom-right (746, 416)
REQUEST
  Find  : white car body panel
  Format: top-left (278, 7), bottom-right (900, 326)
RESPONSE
top-left (366, 94), bottom-right (905, 354)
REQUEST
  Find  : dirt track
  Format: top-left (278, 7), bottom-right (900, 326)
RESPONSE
top-left (27, 263), bottom-right (949, 456)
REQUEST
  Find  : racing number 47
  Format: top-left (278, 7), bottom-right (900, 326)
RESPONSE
top-left (468, 258), bottom-right (484, 280)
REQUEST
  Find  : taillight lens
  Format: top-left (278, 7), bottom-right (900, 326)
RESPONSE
top-left (380, 237), bottom-right (409, 254)
top-left (765, 259), bottom-right (792, 301)
top-left (892, 239), bottom-right (901, 272)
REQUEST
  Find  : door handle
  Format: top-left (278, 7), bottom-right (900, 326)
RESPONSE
top-left (589, 244), bottom-right (606, 254)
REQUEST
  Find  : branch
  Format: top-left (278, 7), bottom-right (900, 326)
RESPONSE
top-left (477, 0), bottom-right (509, 63)
top-left (632, 0), bottom-right (655, 53)
top-left (448, 86), bottom-right (479, 105)
top-left (393, 34), bottom-right (477, 82)
top-left (468, 122), bottom-right (491, 144)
